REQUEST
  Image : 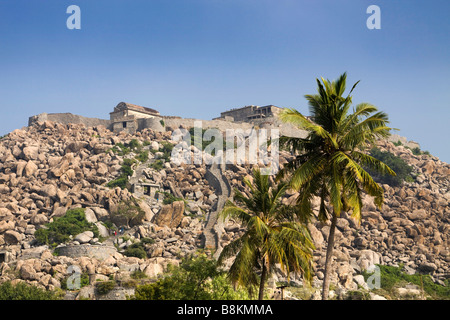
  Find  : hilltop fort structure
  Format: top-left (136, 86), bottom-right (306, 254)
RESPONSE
top-left (27, 101), bottom-right (419, 148)
top-left (28, 102), bottom-right (301, 136)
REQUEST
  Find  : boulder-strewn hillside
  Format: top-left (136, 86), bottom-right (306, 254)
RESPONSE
top-left (0, 120), bottom-right (448, 300)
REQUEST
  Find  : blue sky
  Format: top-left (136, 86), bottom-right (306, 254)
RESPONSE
top-left (1, 0), bottom-right (449, 162)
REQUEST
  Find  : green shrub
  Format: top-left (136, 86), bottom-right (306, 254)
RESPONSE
top-left (160, 141), bottom-right (174, 161)
top-left (34, 208), bottom-right (98, 246)
top-left (136, 150), bottom-right (149, 163)
top-left (123, 243), bottom-right (147, 259)
top-left (141, 237), bottom-right (155, 245)
top-left (188, 127), bottom-right (227, 155)
top-left (106, 158), bottom-right (136, 190)
top-left (130, 255), bottom-right (254, 300)
top-left (128, 139), bottom-right (141, 151)
top-left (95, 280), bottom-right (116, 295)
top-left (149, 159), bottom-right (164, 170)
top-left (156, 191), bottom-right (184, 205)
top-left (411, 147), bottom-right (422, 156)
top-left (0, 281), bottom-right (62, 300)
top-left (131, 270), bottom-right (148, 280)
top-left (110, 199), bottom-right (145, 228)
top-left (60, 272), bottom-right (90, 291)
top-left (344, 290), bottom-right (371, 300)
top-left (366, 147), bottom-right (414, 187)
top-left (363, 265), bottom-right (450, 300)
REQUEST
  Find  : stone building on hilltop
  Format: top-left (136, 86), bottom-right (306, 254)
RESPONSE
top-left (109, 102), bottom-right (163, 134)
top-left (214, 105), bottom-right (282, 122)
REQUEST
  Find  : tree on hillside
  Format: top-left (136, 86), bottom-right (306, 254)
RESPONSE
top-left (217, 168), bottom-right (315, 300)
top-left (277, 72), bottom-right (396, 300)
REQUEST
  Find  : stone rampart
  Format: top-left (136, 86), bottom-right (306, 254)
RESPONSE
top-left (28, 113), bottom-right (112, 129)
top-left (56, 244), bottom-right (117, 260)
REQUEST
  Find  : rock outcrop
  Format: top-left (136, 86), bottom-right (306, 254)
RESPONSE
top-left (0, 119), bottom-right (448, 300)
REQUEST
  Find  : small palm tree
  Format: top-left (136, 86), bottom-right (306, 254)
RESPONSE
top-left (217, 168), bottom-right (315, 300)
top-left (277, 72), bottom-right (396, 300)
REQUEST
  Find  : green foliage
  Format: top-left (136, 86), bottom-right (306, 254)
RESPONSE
top-left (218, 168), bottom-right (315, 300)
top-left (393, 141), bottom-right (431, 157)
top-left (95, 280), bottom-right (116, 295)
top-left (344, 290), bottom-right (371, 300)
top-left (149, 141), bottom-right (174, 162)
top-left (136, 150), bottom-right (149, 163)
top-left (131, 270), bottom-right (148, 280)
top-left (156, 191), bottom-right (185, 205)
top-left (0, 281), bottom-right (62, 300)
top-left (123, 237), bottom-right (156, 259)
top-left (411, 147), bottom-right (421, 156)
top-left (60, 272), bottom-right (90, 291)
top-left (110, 199), bottom-right (145, 228)
top-left (107, 139), bottom-right (151, 190)
top-left (363, 265), bottom-right (450, 300)
top-left (130, 255), bottom-right (253, 300)
top-left (140, 237), bottom-right (156, 245)
top-left (123, 242), bottom-right (148, 259)
top-left (106, 158), bottom-right (136, 190)
top-left (188, 127), bottom-right (227, 155)
top-left (128, 139), bottom-right (141, 151)
top-left (367, 147), bottom-right (414, 186)
top-left (149, 159), bottom-right (164, 170)
top-left (409, 146), bottom-right (431, 156)
top-left (278, 73), bottom-right (394, 300)
top-left (34, 208), bottom-right (98, 246)
top-left (160, 141), bottom-right (174, 161)
top-left (160, 119), bottom-right (165, 127)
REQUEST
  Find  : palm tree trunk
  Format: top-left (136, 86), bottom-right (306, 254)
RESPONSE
top-left (322, 213), bottom-right (337, 300)
top-left (258, 263), bottom-right (267, 300)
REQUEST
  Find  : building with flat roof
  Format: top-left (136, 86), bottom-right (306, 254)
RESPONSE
top-left (214, 105), bottom-right (282, 122)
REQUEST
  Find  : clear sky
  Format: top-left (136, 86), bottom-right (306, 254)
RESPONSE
top-left (1, 0), bottom-right (449, 162)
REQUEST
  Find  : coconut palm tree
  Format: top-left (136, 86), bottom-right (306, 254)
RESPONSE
top-left (217, 168), bottom-right (315, 300)
top-left (277, 72), bottom-right (396, 300)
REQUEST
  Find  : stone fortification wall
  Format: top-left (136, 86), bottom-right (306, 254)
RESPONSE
top-left (28, 113), bottom-right (112, 129)
top-left (163, 117), bottom-right (255, 131)
top-left (138, 117), bottom-right (165, 132)
top-left (56, 244), bottom-right (117, 260)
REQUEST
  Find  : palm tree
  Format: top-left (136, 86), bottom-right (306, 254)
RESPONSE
top-left (217, 168), bottom-right (315, 300)
top-left (277, 72), bottom-right (396, 300)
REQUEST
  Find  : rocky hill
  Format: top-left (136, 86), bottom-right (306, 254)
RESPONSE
top-left (0, 120), bottom-right (448, 300)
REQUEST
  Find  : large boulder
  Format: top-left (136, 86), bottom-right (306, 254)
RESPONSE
top-left (407, 209), bottom-right (428, 221)
top-left (84, 208), bottom-right (98, 223)
top-left (40, 184), bottom-right (58, 198)
top-left (0, 220), bottom-right (15, 234)
top-left (152, 201), bottom-right (185, 228)
top-left (4, 230), bottom-right (24, 244)
top-left (24, 160), bottom-right (38, 177)
top-left (74, 231), bottom-right (94, 244)
top-left (308, 223), bottom-right (324, 248)
top-left (22, 146), bottom-right (39, 161)
top-left (355, 250), bottom-right (382, 272)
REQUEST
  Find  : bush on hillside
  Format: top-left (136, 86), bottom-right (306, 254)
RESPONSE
top-left (366, 147), bottom-right (414, 187)
top-left (34, 208), bottom-right (98, 246)
top-left (0, 281), bottom-right (62, 300)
